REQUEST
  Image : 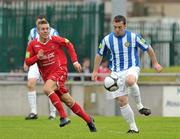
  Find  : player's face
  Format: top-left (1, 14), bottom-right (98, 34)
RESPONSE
top-left (113, 21), bottom-right (126, 37)
top-left (38, 23), bottom-right (50, 40)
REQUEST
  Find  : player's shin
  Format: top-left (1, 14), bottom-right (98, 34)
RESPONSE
top-left (128, 83), bottom-right (143, 110)
top-left (70, 102), bottom-right (91, 123)
top-left (120, 104), bottom-right (138, 132)
top-left (48, 91), bottom-right (67, 119)
top-left (27, 91), bottom-right (37, 114)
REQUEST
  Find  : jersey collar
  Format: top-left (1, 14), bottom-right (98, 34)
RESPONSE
top-left (37, 35), bottom-right (52, 45)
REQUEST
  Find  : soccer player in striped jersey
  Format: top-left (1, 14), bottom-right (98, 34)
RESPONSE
top-left (23, 16), bottom-right (68, 122)
top-left (92, 15), bottom-right (163, 133)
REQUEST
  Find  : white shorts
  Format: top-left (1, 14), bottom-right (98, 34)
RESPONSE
top-left (106, 66), bottom-right (140, 99)
top-left (28, 63), bottom-right (40, 79)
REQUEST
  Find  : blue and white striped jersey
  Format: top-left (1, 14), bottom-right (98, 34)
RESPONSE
top-left (28, 27), bottom-right (59, 41)
top-left (98, 30), bottom-right (150, 72)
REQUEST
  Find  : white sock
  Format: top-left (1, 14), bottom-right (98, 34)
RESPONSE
top-left (27, 91), bottom-right (37, 114)
top-left (128, 83), bottom-right (144, 110)
top-left (49, 98), bottom-right (56, 118)
top-left (120, 104), bottom-right (138, 131)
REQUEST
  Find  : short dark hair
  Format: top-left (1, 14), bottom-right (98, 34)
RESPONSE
top-left (113, 15), bottom-right (126, 25)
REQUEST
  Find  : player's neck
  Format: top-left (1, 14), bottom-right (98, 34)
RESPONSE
top-left (39, 37), bottom-right (50, 44)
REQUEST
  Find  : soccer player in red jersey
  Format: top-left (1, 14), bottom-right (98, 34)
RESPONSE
top-left (24, 15), bottom-right (60, 121)
top-left (25, 19), bottom-right (97, 132)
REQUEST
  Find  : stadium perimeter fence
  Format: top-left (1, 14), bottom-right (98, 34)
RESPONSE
top-left (1, 1), bottom-right (180, 72)
top-left (0, 1), bottom-right (104, 72)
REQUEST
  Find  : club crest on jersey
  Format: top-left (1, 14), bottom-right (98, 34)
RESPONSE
top-left (125, 42), bottom-right (130, 47)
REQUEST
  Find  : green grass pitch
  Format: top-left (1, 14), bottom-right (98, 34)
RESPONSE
top-left (0, 116), bottom-right (180, 139)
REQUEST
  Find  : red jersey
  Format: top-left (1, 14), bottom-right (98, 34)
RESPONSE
top-left (25, 36), bottom-right (78, 81)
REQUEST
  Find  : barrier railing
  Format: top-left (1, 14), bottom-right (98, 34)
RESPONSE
top-left (0, 72), bottom-right (180, 84)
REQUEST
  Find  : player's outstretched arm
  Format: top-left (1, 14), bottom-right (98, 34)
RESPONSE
top-left (147, 47), bottom-right (163, 72)
top-left (61, 37), bottom-right (78, 64)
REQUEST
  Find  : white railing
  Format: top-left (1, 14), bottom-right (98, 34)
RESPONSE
top-left (0, 72), bottom-right (180, 84)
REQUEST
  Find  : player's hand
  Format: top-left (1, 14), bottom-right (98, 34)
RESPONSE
top-left (154, 63), bottom-right (163, 73)
top-left (73, 62), bottom-right (82, 73)
top-left (92, 71), bottom-right (98, 81)
top-left (23, 62), bottom-right (29, 71)
top-left (37, 49), bottom-right (44, 60)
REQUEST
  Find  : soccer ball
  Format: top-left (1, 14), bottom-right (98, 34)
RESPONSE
top-left (104, 75), bottom-right (119, 91)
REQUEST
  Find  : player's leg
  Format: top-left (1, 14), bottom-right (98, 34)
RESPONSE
top-left (116, 95), bottom-right (139, 133)
top-left (26, 78), bottom-right (38, 120)
top-left (54, 90), bottom-right (71, 126)
top-left (25, 64), bottom-right (39, 120)
top-left (60, 93), bottom-right (97, 132)
top-left (126, 67), bottom-right (151, 116)
top-left (57, 78), bottom-right (92, 126)
top-left (48, 99), bottom-right (56, 120)
top-left (43, 79), bottom-right (69, 126)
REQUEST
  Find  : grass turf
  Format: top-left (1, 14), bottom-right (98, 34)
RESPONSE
top-left (0, 116), bottom-right (180, 139)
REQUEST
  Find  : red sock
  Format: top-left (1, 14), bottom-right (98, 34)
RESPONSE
top-left (71, 102), bottom-right (91, 123)
top-left (49, 91), bottom-right (67, 119)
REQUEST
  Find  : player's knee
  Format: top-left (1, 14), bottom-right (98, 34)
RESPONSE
top-left (43, 86), bottom-right (51, 95)
top-left (116, 96), bottom-right (128, 107)
top-left (27, 81), bottom-right (36, 91)
top-left (126, 76), bottom-right (136, 87)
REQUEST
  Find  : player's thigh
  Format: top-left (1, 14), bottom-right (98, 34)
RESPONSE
top-left (126, 67), bottom-right (140, 85)
top-left (43, 79), bottom-right (58, 95)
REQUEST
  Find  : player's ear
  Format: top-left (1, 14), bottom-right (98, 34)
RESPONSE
top-left (48, 26), bottom-right (50, 32)
top-left (124, 23), bottom-right (127, 28)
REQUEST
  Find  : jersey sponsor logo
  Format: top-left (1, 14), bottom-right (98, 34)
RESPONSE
top-left (41, 52), bottom-right (55, 60)
top-left (125, 42), bottom-right (130, 47)
top-left (42, 61), bottom-right (55, 66)
top-left (25, 52), bottom-right (30, 58)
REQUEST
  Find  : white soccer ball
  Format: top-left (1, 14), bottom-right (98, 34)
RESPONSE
top-left (104, 75), bottom-right (119, 92)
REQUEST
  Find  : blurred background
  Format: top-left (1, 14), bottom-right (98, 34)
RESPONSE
top-left (1, 0), bottom-right (180, 117)
top-left (2, 0), bottom-right (180, 72)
